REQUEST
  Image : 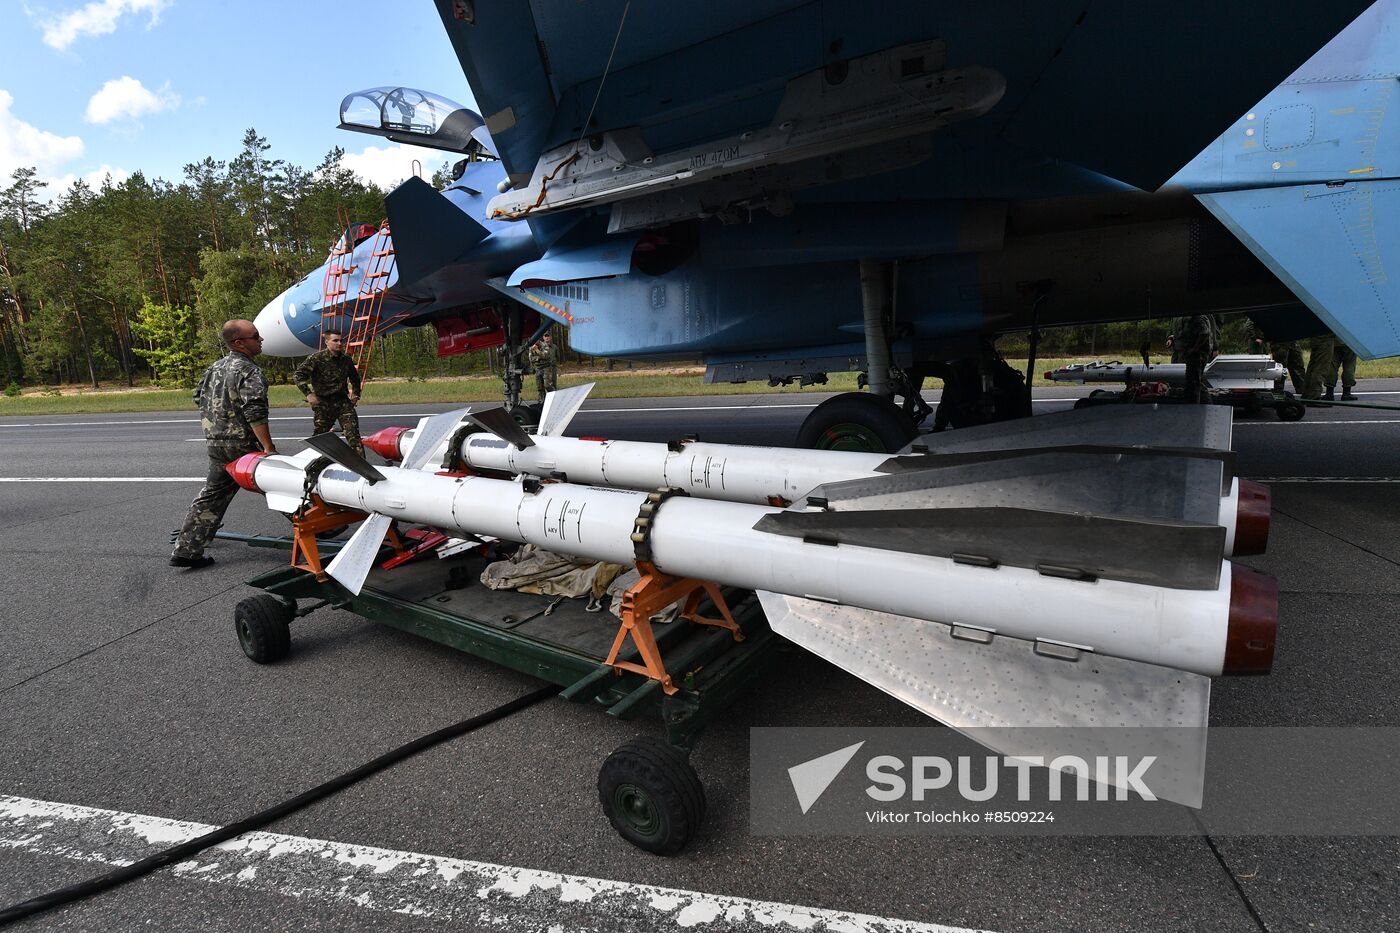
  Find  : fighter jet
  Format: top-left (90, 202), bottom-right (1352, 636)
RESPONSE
top-left (255, 0), bottom-right (1398, 448)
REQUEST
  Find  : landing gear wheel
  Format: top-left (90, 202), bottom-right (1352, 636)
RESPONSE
top-left (508, 402), bottom-right (544, 429)
top-left (1276, 398), bottom-right (1306, 422)
top-left (235, 594), bottom-right (293, 664)
top-left (597, 738), bottom-right (706, 855)
top-left (795, 392), bottom-right (917, 453)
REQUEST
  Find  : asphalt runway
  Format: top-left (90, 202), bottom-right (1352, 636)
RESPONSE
top-left (1, 381), bottom-right (1398, 932)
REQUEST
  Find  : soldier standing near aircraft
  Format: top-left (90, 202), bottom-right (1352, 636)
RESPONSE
top-left (1301, 332), bottom-right (1336, 400)
top-left (529, 332), bottom-right (559, 402)
top-left (1325, 339), bottom-right (1359, 401)
top-left (295, 332), bottom-right (364, 454)
top-left (170, 319), bottom-right (275, 569)
top-left (1167, 315), bottom-right (1218, 404)
top-left (1246, 320), bottom-right (1305, 394)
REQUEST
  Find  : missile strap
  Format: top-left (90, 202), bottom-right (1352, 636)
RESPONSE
top-left (610, 487), bottom-right (742, 695)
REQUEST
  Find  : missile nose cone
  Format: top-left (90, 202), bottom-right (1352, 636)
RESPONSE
top-left (254, 295), bottom-right (318, 357)
top-left (226, 452), bottom-right (269, 492)
top-left (1232, 479), bottom-right (1271, 556)
top-left (365, 426), bottom-right (409, 461)
top-left (1224, 566), bottom-right (1278, 675)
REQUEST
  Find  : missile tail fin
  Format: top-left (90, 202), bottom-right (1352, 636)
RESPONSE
top-left (538, 383), bottom-right (594, 437)
top-left (304, 433), bottom-right (387, 484)
top-left (757, 592), bottom-right (1209, 807)
top-left (326, 512), bottom-right (393, 596)
top-left (467, 407), bottom-right (535, 450)
top-left (401, 408), bottom-right (471, 472)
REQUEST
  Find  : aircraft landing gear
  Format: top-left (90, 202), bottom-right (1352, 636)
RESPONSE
top-left (796, 392), bottom-right (918, 452)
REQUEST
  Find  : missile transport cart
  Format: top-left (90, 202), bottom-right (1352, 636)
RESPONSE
top-left (1046, 355), bottom-right (1307, 421)
top-left (225, 529), bottom-right (781, 855)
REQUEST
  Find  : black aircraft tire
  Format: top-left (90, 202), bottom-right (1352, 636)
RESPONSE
top-left (796, 392), bottom-right (917, 453)
top-left (597, 738), bottom-right (706, 855)
top-left (234, 595), bottom-right (293, 664)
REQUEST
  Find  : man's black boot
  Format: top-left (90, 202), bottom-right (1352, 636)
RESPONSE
top-left (170, 555), bottom-right (216, 569)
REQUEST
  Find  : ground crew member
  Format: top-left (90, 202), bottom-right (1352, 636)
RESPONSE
top-left (529, 332), bottom-right (559, 402)
top-left (295, 332), bottom-right (363, 454)
top-left (170, 319), bottom-right (275, 569)
top-left (1167, 315), bottom-right (1218, 404)
top-left (1301, 333), bottom-right (1336, 400)
top-left (1245, 320), bottom-right (1305, 394)
top-left (1325, 340), bottom-right (1358, 401)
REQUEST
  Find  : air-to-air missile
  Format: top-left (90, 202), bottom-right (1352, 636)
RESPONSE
top-left (229, 399), bottom-right (1277, 806)
top-left (1045, 354), bottom-right (1286, 390)
top-left (362, 384), bottom-right (1271, 557)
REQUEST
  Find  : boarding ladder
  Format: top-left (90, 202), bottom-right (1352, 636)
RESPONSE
top-left (318, 213), bottom-right (408, 381)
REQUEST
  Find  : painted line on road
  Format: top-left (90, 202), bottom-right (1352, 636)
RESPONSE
top-left (1236, 419), bottom-right (1400, 425)
top-left (0, 795), bottom-right (986, 933)
top-left (0, 477), bottom-right (205, 482)
top-left (0, 413), bottom-right (437, 428)
top-left (1250, 477), bottom-right (1400, 483)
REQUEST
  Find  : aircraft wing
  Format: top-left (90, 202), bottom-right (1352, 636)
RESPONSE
top-left (434, 0), bottom-right (1368, 194)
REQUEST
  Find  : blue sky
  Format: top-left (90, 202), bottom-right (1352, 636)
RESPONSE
top-left (0, 0), bottom-right (480, 196)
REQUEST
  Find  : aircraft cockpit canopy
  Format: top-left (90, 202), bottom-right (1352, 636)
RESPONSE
top-left (337, 86), bottom-right (496, 159)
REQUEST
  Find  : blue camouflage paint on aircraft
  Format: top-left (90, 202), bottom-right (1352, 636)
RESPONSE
top-left (255, 0), bottom-right (1400, 379)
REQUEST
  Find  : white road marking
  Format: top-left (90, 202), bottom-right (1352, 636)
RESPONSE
top-left (1236, 419), bottom-right (1400, 425)
top-left (0, 414), bottom-right (434, 428)
top-left (0, 477), bottom-right (205, 482)
top-left (1251, 477), bottom-right (1400, 483)
top-left (0, 795), bottom-right (987, 932)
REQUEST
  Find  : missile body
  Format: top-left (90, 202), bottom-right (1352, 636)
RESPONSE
top-left (366, 426), bottom-right (1267, 557)
top-left (234, 452), bottom-right (1273, 677)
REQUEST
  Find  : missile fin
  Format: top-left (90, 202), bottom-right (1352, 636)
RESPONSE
top-left (401, 408), bottom-right (472, 472)
top-left (757, 591), bottom-right (1209, 807)
top-left (265, 491), bottom-right (303, 513)
top-left (467, 407), bottom-right (536, 450)
top-left (755, 506), bottom-right (1223, 589)
top-left (304, 433), bottom-right (388, 484)
top-left (325, 512), bottom-right (393, 596)
top-left (538, 383), bottom-right (594, 437)
top-left (901, 403), bottom-right (1232, 456)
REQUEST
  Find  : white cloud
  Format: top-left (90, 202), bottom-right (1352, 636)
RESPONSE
top-left (85, 76), bottom-right (179, 124)
top-left (47, 164), bottom-right (131, 193)
top-left (0, 88), bottom-right (85, 180)
top-left (337, 143), bottom-right (453, 190)
top-left (34, 0), bottom-right (170, 51)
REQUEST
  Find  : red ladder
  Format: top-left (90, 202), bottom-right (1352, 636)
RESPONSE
top-left (343, 220), bottom-right (406, 379)
top-left (317, 207), bottom-right (357, 350)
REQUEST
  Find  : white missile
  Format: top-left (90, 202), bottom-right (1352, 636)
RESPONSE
top-left (228, 407), bottom-right (1278, 806)
top-left (364, 386), bottom-right (1270, 556)
top-left (1046, 354), bottom-right (1285, 390)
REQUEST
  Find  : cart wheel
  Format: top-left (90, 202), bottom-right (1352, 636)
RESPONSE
top-left (1276, 398), bottom-right (1306, 422)
top-left (234, 594), bottom-right (293, 664)
top-left (598, 738), bottom-right (705, 855)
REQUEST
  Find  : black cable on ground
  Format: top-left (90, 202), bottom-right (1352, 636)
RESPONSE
top-left (1189, 810), bottom-right (1270, 933)
top-left (0, 684), bottom-right (559, 928)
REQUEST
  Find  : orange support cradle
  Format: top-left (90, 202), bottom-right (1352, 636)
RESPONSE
top-left (603, 561), bottom-right (743, 695)
top-left (289, 495), bottom-right (402, 581)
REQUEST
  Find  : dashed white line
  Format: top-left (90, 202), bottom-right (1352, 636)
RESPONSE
top-left (0, 795), bottom-right (988, 932)
top-left (1251, 477), bottom-right (1400, 483)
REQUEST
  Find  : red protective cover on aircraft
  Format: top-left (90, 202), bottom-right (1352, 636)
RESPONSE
top-left (434, 309), bottom-right (507, 357)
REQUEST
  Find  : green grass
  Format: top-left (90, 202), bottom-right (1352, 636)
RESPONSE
top-left (5, 355), bottom-right (1399, 416)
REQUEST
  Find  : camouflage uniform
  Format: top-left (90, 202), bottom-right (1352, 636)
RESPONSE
top-left (1244, 319), bottom-right (1304, 393)
top-left (529, 341), bottom-right (558, 401)
top-left (1302, 334), bottom-right (1336, 400)
top-left (172, 352), bottom-right (269, 560)
top-left (1327, 340), bottom-right (1358, 398)
top-left (1169, 315), bottom-right (1218, 403)
top-left (294, 349), bottom-right (364, 454)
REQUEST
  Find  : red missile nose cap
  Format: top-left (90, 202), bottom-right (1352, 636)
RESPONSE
top-left (225, 452), bottom-right (268, 492)
top-left (365, 425), bottom-right (409, 461)
top-left (1233, 479), bottom-right (1271, 556)
top-left (1223, 566), bottom-right (1278, 675)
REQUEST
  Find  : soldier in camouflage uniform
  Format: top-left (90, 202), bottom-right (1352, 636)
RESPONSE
top-left (1167, 315), bottom-right (1218, 404)
top-left (170, 320), bottom-right (276, 569)
top-left (1301, 332), bottom-right (1337, 400)
top-left (1245, 319), bottom-right (1305, 394)
top-left (294, 332), bottom-right (364, 454)
top-left (1325, 339), bottom-right (1359, 401)
top-left (528, 332), bottom-right (559, 402)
